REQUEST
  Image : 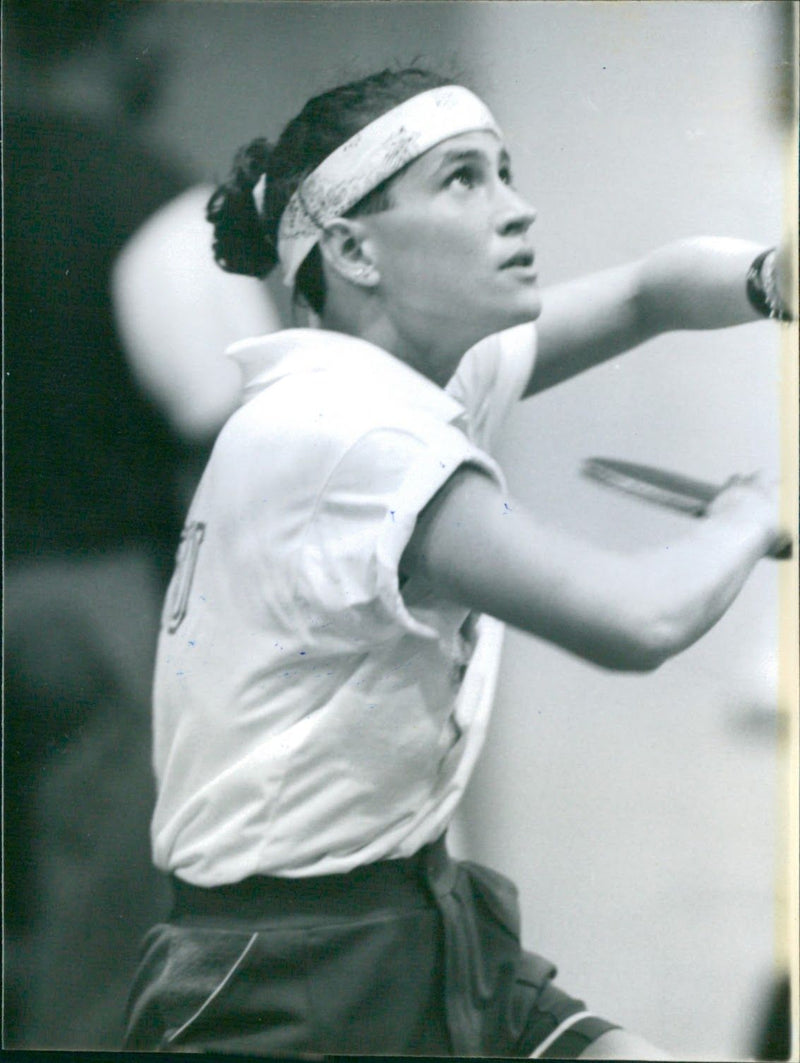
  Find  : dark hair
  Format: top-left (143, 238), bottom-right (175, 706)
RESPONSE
top-left (207, 67), bottom-right (451, 314)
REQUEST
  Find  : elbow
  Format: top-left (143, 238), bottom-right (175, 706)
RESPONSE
top-left (591, 641), bottom-right (670, 674)
top-left (618, 609), bottom-right (705, 672)
top-left (617, 639), bottom-right (673, 674)
top-left (590, 565), bottom-right (718, 672)
top-left (587, 615), bottom-right (685, 674)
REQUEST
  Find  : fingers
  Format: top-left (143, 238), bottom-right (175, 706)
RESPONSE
top-left (710, 471), bottom-right (777, 511)
top-left (705, 471), bottom-right (791, 559)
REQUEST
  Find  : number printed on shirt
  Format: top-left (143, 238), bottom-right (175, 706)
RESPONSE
top-left (164, 521), bottom-right (206, 633)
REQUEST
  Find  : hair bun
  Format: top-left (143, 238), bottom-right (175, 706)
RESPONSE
top-left (207, 138), bottom-right (277, 278)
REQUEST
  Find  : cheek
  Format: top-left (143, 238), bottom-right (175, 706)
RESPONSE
top-left (376, 218), bottom-right (488, 299)
top-left (378, 226), bottom-right (434, 280)
top-left (419, 232), bottom-right (488, 291)
top-left (389, 244), bottom-right (462, 296)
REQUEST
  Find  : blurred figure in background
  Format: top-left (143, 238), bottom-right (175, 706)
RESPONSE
top-left (112, 182), bottom-right (280, 456)
top-left (2, 0), bottom-right (274, 1047)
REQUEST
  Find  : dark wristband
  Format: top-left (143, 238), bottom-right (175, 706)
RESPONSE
top-left (746, 248), bottom-right (793, 322)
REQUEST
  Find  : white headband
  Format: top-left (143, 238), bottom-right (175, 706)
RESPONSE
top-left (275, 85), bottom-right (501, 287)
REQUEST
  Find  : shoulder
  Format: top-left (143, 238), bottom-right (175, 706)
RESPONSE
top-left (449, 322), bottom-right (537, 404)
top-left (226, 328), bottom-right (466, 453)
top-left (445, 323), bottom-right (537, 450)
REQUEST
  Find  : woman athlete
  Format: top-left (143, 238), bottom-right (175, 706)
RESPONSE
top-left (124, 68), bottom-right (793, 1059)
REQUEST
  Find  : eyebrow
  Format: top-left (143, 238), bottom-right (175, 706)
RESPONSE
top-left (434, 145), bottom-right (512, 173)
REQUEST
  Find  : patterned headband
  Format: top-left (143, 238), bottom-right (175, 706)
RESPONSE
top-left (275, 85), bottom-right (502, 288)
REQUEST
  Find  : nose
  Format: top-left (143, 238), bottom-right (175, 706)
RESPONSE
top-left (496, 185), bottom-right (536, 236)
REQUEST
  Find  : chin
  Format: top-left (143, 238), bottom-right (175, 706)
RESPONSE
top-left (516, 287), bottom-right (543, 320)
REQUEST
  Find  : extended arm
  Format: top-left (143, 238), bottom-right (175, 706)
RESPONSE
top-left (402, 465), bottom-right (782, 672)
top-left (528, 237), bottom-right (790, 395)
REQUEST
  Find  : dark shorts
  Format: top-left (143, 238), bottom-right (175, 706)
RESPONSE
top-left (124, 837), bottom-right (617, 1057)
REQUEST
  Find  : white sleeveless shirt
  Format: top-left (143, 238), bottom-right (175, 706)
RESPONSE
top-left (151, 323), bottom-right (536, 885)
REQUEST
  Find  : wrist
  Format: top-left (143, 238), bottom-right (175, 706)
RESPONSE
top-left (705, 506), bottom-right (778, 562)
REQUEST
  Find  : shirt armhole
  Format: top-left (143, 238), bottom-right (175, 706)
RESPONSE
top-left (294, 418), bottom-right (506, 647)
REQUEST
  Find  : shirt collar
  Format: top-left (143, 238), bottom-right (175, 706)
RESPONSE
top-left (226, 328), bottom-right (466, 424)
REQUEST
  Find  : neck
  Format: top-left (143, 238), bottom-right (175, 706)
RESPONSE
top-left (320, 290), bottom-right (470, 388)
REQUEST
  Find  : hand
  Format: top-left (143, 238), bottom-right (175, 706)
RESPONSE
top-left (706, 472), bottom-right (791, 559)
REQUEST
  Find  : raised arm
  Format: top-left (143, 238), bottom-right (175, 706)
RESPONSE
top-left (528, 237), bottom-right (792, 395)
top-left (402, 465), bottom-right (783, 673)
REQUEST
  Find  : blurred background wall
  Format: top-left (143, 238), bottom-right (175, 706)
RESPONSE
top-left (4, 1), bottom-right (795, 1057)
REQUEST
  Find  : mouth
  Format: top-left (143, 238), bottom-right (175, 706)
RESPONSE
top-left (499, 249), bottom-right (536, 271)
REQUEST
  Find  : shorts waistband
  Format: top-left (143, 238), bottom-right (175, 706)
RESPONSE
top-left (169, 836), bottom-right (452, 923)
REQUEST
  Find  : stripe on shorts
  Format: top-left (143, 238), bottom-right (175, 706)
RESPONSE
top-left (530, 1010), bottom-right (619, 1059)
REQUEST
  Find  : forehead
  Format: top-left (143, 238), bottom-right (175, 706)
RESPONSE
top-left (396, 129), bottom-right (509, 184)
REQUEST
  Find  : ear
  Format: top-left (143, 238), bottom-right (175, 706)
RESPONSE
top-left (318, 219), bottom-right (379, 288)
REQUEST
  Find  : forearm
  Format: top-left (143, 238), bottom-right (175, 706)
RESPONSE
top-left (634, 236), bottom-right (765, 333)
top-left (629, 507), bottom-right (775, 662)
top-left (530, 235), bottom-right (783, 395)
top-left (406, 467), bottom-right (780, 673)
top-left (487, 510), bottom-right (776, 672)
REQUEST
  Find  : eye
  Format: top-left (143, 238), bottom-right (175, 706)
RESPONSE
top-left (445, 165), bottom-right (477, 190)
top-left (499, 163), bottom-right (513, 186)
